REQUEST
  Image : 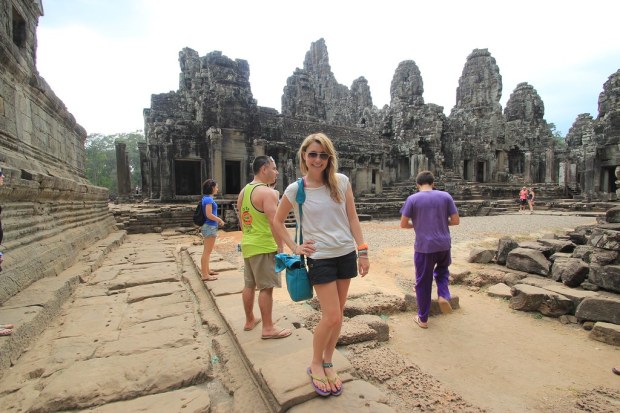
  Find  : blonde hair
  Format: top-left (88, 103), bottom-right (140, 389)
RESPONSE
top-left (298, 132), bottom-right (342, 203)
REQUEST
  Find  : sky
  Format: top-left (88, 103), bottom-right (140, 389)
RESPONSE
top-left (36, 0), bottom-right (620, 136)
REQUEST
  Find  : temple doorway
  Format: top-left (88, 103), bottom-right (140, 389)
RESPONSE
top-left (600, 166), bottom-right (617, 194)
top-left (225, 160), bottom-right (241, 195)
top-left (174, 160), bottom-right (202, 196)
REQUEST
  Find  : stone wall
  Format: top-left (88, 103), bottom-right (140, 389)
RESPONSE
top-left (0, 0), bottom-right (116, 304)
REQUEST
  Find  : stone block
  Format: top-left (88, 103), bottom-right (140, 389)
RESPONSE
top-left (589, 322), bottom-right (620, 346)
top-left (575, 297), bottom-right (620, 324)
top-left (506, 247), bottom-right (550, 276)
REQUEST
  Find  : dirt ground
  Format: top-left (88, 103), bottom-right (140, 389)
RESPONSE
top-left (215, 215), bottom-right (620, 412)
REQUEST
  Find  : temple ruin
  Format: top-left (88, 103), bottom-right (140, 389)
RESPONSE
top-left (0, 0), bottom-right (116, 302)
top-left (142, 39), bottom-right (620, 207)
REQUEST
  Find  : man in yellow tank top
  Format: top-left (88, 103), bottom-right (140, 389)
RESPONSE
top-left (236, 156), bottom-right (291, 339)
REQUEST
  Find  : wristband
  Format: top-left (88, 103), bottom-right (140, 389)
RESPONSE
top-left (357, 243), bottom-right (368, 251)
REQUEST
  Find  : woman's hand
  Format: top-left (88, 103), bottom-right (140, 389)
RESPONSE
top-left (358, 256), bottom-right (370, 277)
top-left (295, 240), bottom-right (316, 256)
top-left (218, 218), bottom-right (225, 227)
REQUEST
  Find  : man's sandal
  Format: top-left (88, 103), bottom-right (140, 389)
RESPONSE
top-left (0, 328), bottom-right (12, 336)
top-left (322, 362), bottom-right (343, 396)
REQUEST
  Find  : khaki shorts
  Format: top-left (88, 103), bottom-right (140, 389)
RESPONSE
top-left (243, 252), bottom-right (281, 290)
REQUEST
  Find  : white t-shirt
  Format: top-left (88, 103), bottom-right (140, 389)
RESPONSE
top-left (283, 173), bottom-right (356, 259)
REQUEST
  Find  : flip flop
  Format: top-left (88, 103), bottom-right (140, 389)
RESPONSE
top-left (438, 297), bottom-right (453, 314)
top-left (261, 328), bottom-right (292, 339)
top-left (414, 315), bottom-right (428, 329)
top-left (307, 367), bottom-right (331, 397)
top-left (613, 367), bottom-right (620, 376)
top-left (209, 271), bottom-right (219, 275)
top-left (0, 328), bottom-right (12, 336)
top-left (202, 276), bottom-right (218, 281)
top-left (243, 318), bottom-right (262, 331)
top-left (323, 362), bottom-right (343, 396)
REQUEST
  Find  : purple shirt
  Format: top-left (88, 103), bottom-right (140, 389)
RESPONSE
top-left (400, 190), bottom-right (458, 253)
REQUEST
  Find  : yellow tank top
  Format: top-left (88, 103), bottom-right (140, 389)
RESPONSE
top-left (240, 183), bottom-right (277, 258)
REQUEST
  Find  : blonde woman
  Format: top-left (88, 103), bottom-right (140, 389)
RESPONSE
top-left (273, 133), bottom-right (370, 397)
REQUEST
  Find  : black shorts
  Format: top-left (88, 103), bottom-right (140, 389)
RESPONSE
top-left (307, 250), bottom-right (358, 285)
top-left (520, 199), bottom-right (528, 205)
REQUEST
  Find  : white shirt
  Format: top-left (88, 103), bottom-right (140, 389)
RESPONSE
top-left (284, 173), bottom-right (355, 259)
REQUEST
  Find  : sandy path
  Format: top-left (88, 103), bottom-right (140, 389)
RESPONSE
top-left (217, 213), bottom-right (620, 412)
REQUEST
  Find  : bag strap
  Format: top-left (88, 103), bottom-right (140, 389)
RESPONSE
top-left (295, 178), bottom-right (305, 262)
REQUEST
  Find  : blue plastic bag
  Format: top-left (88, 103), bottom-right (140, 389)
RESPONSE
top-left (275, 253), bottom-right (313, 302)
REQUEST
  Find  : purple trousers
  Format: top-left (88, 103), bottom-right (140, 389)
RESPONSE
top-left (414, 250), bottom-right (452, 322)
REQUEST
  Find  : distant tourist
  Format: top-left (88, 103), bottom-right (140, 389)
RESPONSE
top-left (519, 187), bottom-right (528, 213)
top-left (273, 133), bottom-right (370, 397)
top-left (237, 156), bottom-right (292, 340)
top-left (527, 187), bottom-right (535, 214)
top-left (400, 170), bottom-right (459, 329)
top-left (200, 179), bottom-right (225, 281)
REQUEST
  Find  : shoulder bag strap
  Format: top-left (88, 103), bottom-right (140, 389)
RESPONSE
top-left (295, 178), bottom-right (306, 262)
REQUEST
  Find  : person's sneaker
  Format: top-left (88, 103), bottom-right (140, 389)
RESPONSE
top-left (438, 296), bottom-right (453, 314)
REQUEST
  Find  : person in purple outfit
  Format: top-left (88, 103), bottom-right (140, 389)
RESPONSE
top-left (400, 170), bottom-right (460, 329)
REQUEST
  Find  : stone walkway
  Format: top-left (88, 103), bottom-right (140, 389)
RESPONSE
top-left (0, 231), bottom-right (394, 412)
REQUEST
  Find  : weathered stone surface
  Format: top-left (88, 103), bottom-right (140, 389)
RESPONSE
top-left (549, 252), bottom-right (572, 263)
top-left (29, 346), bottom-right (211, 412)
top-left (537, 239), bottom-right (576, 254)
top-left (605, 206), bottom-right (620, 223)
top-left (550, 258), bottom-right (590, 286)
top-left (588, 227), bottom-right (620, 250)
top-left (338, 320), bottom-right (378, 345)
top-left (468, 248), bottom-right (495, 263)
top-left (518, 241), bottom-right (555, 258)
top-left (350, 314), bottom-right (389, 342)
top-left (571, 245), bottom-right (619, 265)
top-left (587, 264), bottom-right (620, 293)
top-left (496, 237), bottom-right (519, 265)
top-left (502, 272), bottom-right (528, 286)
top-left (510, 284), bottom-right (573, 316)
top-left (559, 315), bottom-right (578, 325)
top-left (506, 248), bottom-right (550, 276)
top-left (82, 386), bottom-right (211, 413)
top-left (518, 276), bottom-right (598, 309)
top-left (589, 321), bottom-right (620, 346)
top-left (575, 296), bottom-right (620, 324)
top-left (314, 292), bottom-right (408, 317)
top-left (487, 283), bottom-right (512, 298)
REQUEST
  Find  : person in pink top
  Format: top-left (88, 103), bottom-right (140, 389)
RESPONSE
top-left (518, 187), bottom-right (528, 213)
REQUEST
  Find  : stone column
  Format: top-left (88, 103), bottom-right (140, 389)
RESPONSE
top-left (524, 152), bottom-right (532, 182)
top-left (207, 127), bottom-right (223, 186)
top-left (545, 148), bottom-right (555, 183)
top-left (159, 143), bottom-right (174, 201)
top-left (115, 142), bottom-right (131, 197)
top-left (138, 141), bottom-right (149, 196)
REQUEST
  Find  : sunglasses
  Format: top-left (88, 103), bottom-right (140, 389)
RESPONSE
top-left (306, 151), bottom-right (331, 160)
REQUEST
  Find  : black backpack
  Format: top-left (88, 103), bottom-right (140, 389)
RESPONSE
top-left (193, 199), bottom-right (206, 226)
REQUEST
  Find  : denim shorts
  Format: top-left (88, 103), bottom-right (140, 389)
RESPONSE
top-left (307, 250), bottom-right (358, 285)
top-left (201, 224), bottom-right (218, 238)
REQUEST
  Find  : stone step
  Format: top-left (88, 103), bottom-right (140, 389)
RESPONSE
top-left (0, 230), bottom-right (127, 376)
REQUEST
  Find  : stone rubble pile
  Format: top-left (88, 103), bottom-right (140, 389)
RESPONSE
top-left (466, 207), bottom-right (620, 346)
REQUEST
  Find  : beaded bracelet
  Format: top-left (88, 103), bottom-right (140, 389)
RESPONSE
top-left (357, 243), bottom-right (369, 251)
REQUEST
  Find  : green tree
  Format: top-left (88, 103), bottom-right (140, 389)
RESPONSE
top-left (85, 131), bottom-right (145, 193)
top-left (548, 123), bottom-right (566, 149)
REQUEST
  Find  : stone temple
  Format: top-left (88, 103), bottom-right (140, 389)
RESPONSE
top-left (1, 0), bottom-right (620, 303)
top-left (141, 39), bottom-right (620, 205)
